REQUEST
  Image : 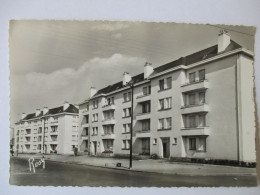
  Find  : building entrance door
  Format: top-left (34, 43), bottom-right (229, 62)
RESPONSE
top-left (161, 138), bottom-right (170, 158)
top-left (93, 142), bottom-right (97, 155)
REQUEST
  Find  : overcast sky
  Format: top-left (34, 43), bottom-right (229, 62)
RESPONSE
top-left (9, 20), bottom-right (255, 125)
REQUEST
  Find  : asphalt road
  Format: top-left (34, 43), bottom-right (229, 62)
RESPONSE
top-left (9, 157), bottom-right (257, 187)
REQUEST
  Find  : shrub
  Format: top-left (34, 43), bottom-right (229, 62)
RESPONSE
top-left (150, 153), bottom-right (159, 159)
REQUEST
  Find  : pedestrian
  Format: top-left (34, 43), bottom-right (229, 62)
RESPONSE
top-left (74, 146), bottom-right (78, 156)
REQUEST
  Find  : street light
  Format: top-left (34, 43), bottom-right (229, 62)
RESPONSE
top-left (126, 79), bottom-right (135, 169)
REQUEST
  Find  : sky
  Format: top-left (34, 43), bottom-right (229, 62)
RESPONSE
top-left (9, 20), bottom-right (256, 125)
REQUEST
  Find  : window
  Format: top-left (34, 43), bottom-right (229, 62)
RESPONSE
top-left (159, 79), bottom-right (164, 90)
top-left (103, 125), bottom-right (114, 135)
top-left (173, 138), bottom-right (177, 145)
top-left (198, 115), bottom-right (206, 127)
top-left (189, 138), bottom-right (196, 150)
top-left (143, 86), bottom-right (151, 95)
top-left (142, 119), bottom-right (150, 131)
top-left (123, 108), bottom-right (131, 117)
top-left (153, 138), bottom-right (157, 145)
top-left (199, 92), bottom-right (205, 104)
top-left (92, 127), bottom-right (98, 135)
top-left (189, 94), bottom-right (196, 105)
top-left (123, 123), bottom-right (131, 133)
top-left (93, 100), bottom-right (98, 109)
top-left (158, 118), bottom-right (172, 130)
top-left (85, 115), bottom-right (89, 123)
top-left (122, 140), bottom-right (130, 149)
top-left (159, 77), bottom-right (172, 91)
top-left (189, 115), bottom-right (196, 128)
top-left (199, 69), bottom-right (205, 81)
top-left (197, 137), bottom-right (206, 151)
top-left (166, 118), bottom-right (172, 129)
top-left (92, 113), bottom-right (98, 122)
top-left (158, 119), bottom-right (164, 129)
top-left (44, 127), bottom-right (48, 133)
top-left (123, 92), bottom-right (131, 102)
top-left (159, 97), bottom-right (172, 110)
top-left (141, 101), bottom-right (150, 113)
top-left (51, 126), bottom-right (58, 132)
top-left (103, 110), bottom-right (114, 120)
top-left (189, 72), bottom-right (196, 83)
top-left (159, 99), bottom-right (164, 110)
top-left (165, 97), bottom-right (172, 109)
top-left (166, 77), bottom-right (172, 89)
top-left (106, 97), bottom-right (114, 105)
top-left (103, 139), bottom-right (113, 151)
top-left (189, 137), bottom-right (206, 151)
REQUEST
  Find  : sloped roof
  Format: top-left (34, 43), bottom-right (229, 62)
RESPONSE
top-left (20, 104), bottom-right (78, 121)
top-left (87, 40), bottom-right (243, 99)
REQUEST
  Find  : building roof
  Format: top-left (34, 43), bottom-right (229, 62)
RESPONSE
top-left (20, 104), bottom-right (79, 122)
top-left (86, 40), bottom-right (243, 100)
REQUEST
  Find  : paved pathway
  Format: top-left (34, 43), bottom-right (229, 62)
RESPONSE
top-left (14, 153), bottom-right (257, 176)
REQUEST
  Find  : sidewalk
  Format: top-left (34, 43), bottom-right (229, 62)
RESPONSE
top-left (14, 153), bottom-right (257, 176)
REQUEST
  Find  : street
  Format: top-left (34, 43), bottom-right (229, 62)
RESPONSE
top-left (10, 157), bottom-right (257, 187)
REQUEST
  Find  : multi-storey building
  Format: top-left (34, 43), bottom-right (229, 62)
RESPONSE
top-left (78, 30), bottom-right (256, 163)
top-left (14, 102), bottom-right (79, 155)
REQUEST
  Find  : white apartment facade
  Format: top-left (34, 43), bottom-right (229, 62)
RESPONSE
top-left (14, 102), bottom-right (79, 155)
top-left (78, 30), bottom-right (256, 163)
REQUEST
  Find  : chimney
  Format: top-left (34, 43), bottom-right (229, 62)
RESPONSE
top-left (35, 109), bottom-right (41, 117)
top-left (144, 62), bottom-right (153, 79)
top-left (218, 29), bottom-right (231, 53)
top-left (21, 113), bottom-right (26, 120)
top-left (90, 87), bottom-right (97, 98)
top-left (123, 72), bottom-right (131, 86)
top-left (43, 107), bottom-right (49, 115)
top-left (63, 101), bottom-right (70, 111)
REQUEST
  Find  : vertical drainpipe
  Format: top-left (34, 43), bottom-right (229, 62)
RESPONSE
top-left (42, 117), bottom-right (46, 154)
top-left (235, 54), bottom-right (240, 162)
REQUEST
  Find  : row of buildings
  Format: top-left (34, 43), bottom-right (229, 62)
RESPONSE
top-left (13, 31), bottom-right (256, 162)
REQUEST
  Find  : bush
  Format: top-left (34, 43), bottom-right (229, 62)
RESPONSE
top-left (102, 150), bottom-right (113, 153)
top-left (150, 153), bottom-right (159, 159)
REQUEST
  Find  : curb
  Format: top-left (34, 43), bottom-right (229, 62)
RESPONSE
top-left (12, 156), bottom-right (257, 177)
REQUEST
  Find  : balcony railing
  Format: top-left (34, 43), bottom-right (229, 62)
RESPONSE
top-left (102, 118), bottom-right (116, 125)
top-left (181, 80), bottom-right (209, 93)
top-left (135, 130), bottom-right (151, 138)
top-left (102, 133), bottom-right (116, 139)
top-left (181, 104), bottom-right (209, 114)
top-left (102, 104), bottom-right (116, 111)
top-left (181, 127), bottom-right (210, 136)
top-left (135, 112), bottom-right (151, 120)
top-left (136, 94), bottom-right (151, 102)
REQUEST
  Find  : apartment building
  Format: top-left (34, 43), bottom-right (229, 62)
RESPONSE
top-left (14, 102), bottom-right (79, 155)
top-left (78, 30), bottom-right (256, 163)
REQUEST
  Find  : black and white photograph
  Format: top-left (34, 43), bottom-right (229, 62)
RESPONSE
top-left (8, 20), bottom-right (258, 187)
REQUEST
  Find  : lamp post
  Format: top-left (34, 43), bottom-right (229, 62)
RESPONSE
top-left (126, 80), bottom-right (135, 169)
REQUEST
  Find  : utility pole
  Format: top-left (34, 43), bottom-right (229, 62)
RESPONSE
top-left (42, 117), bottom-right (46, 154)
top-left (127, 80), bottom-right (135, 169)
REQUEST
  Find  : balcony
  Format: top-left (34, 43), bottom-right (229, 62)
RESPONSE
top-left (135, 130), bottom-right (151, 138)
top-left (82, 123), bottom-right (90, 128)
top-left (81, 108), bottom-right (89, 114)
top-left (81, 135), bottom-right (89, 140)
top-left (49, 131), bottom-right (59, 135)
top-left (181, 127), bottom-right (210, 136)
top-left (102, 133), bottom-right (116, 139)
top-left (102, 118), bottom-right (116, 125)
top-left (181, 80), bottom-right (209, 93)
top-left (136, 94), bottom-right (151, 103)
top-left (102, 104), bottom-right (116, 111)
top-left (50, 120), bottom-right (59, 124)
top-left (181, 104), bottom-right (209, 114)
top-left (135, 112), bottom-right (151, 121)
